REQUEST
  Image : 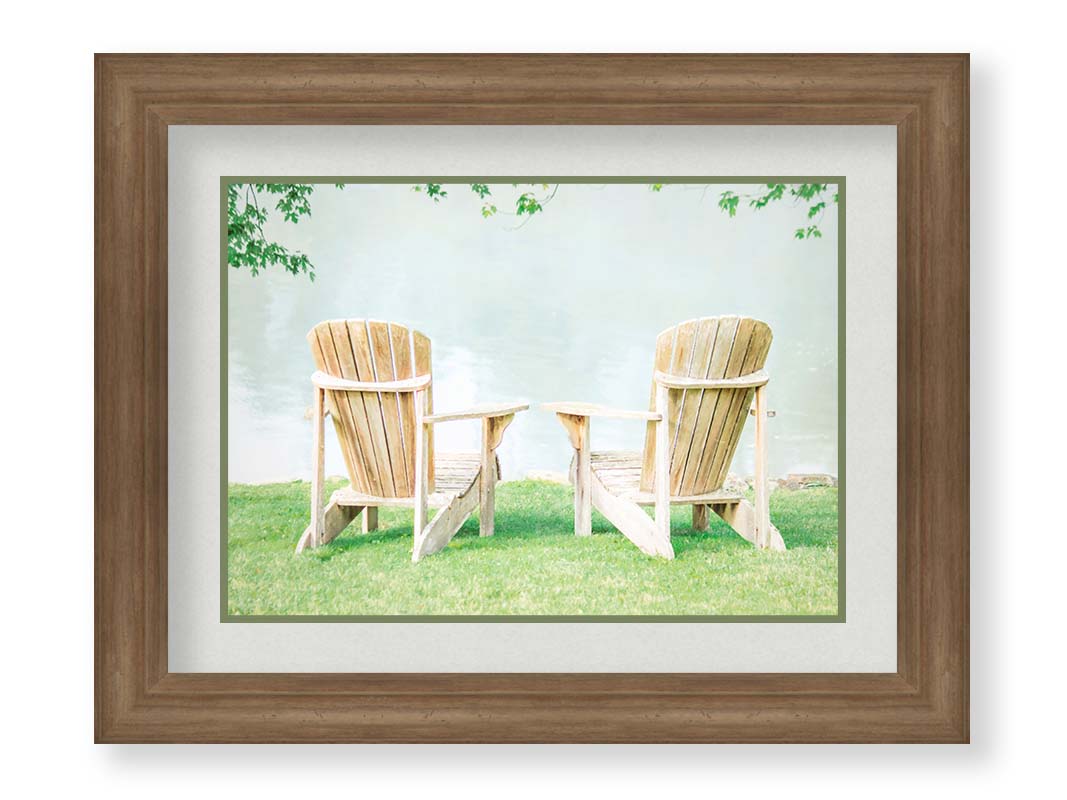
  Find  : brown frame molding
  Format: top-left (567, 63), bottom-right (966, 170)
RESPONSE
top-left (95, 54), bottom-right (968, 743)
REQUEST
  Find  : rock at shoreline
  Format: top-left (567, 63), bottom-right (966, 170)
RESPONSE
top-left (727, 473), bottom-right (838, 492)
top-left (519, 470), bottom-right (837, 491)
top-left (727, 473), bottom-right (838, 491)
top-left (774, 473), bottom-right (838, 491)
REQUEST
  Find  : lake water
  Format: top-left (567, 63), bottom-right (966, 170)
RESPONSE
top-left (227, 183), bottom-right (839, 484)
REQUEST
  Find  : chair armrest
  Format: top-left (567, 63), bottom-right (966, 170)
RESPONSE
top-left (653, 369), bottom-right (768, 390)
top-left (541, 401), bottom-right (661, 422)
top-left (423, 402), bottom-right (529, 424)
top-left (312, 371), bottom-right (431, 393)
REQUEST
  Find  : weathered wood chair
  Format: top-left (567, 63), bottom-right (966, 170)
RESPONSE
top-left (544, 316), bottom-right (785, 559)
top-left (296, 320), bottom-right (528, 561)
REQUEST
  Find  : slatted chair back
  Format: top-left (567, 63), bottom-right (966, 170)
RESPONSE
top-left (307, 320), bottom-right (434, 498)
top-left (639, 316), bottom-right (773, 495)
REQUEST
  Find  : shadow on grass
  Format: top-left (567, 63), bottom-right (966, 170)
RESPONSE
top-left (289, 483), bottom-right (838, 563)
top-left (250, 479), bottom-right (836, 562)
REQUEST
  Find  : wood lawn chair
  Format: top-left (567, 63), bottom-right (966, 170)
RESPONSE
top-left (296, 320), bottom-right (528, 561)
top-left (544, 315), bottom-right (786, 559)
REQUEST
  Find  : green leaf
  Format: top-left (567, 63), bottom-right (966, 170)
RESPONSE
top-left (718, 191), bottom-right (740, 218)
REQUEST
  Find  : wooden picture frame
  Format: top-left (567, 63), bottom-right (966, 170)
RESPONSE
top-left (95, 54), bottom-right (968, 743)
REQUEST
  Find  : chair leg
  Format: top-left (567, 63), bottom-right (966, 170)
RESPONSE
top-left (753, 383), bottom-right (771, 549)
top-left (300, 386), bottom-right (326, 552)
top-left (478, 413), bottom-right (515, 537)
top-left (411, 388), bottom-right (429, 561)
top-left (692, 504), bottom-right (709, 531)
top-left (711, 501), bottom-right (786, 551)
top-left (362, 506), bottom-right (378, 533)
top-left (573, 418), bottom-right (592, 537)
top-left (555, 412), bottom-right (592, 536)
top-left (653, 384), bottom-right (672, 552)
top-left (479, 417), bottom-right (496, 537)
top-left (297, 502), bottom-right (361, 553)
top-left (588, 470), bottom-right (673, 559)
top-left (413, 478), bottom-right (480, 561)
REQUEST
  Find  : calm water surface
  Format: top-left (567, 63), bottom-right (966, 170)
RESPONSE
top-left (228, 183), bottom-right (839, 483)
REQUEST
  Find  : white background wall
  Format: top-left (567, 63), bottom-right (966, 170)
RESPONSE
top-left (0, 2), bottom-right (1061, 796)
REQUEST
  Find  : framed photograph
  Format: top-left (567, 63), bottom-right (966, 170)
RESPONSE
top-left (221, 175), bottom-right (844, 621)
top-left (95, 54), bottom-right (969, 742)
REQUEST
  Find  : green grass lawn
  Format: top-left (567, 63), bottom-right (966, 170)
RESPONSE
top-left (227, 480), bottom-right (838, 617)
